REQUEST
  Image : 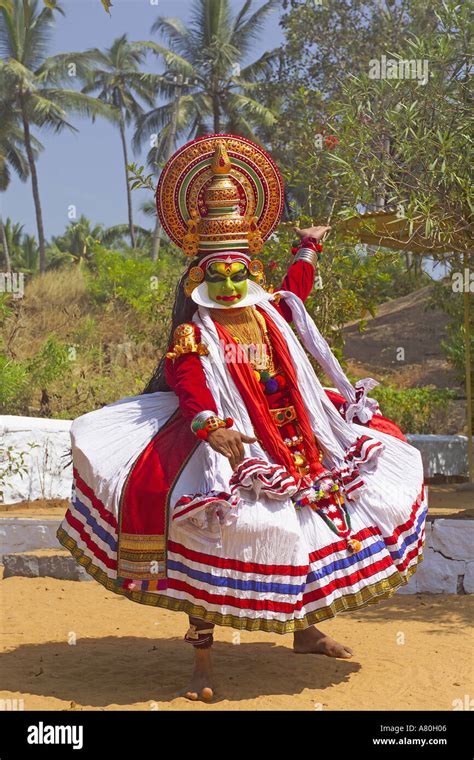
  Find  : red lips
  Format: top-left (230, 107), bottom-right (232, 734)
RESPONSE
top-left (216, 294), bottom-right (241, 301)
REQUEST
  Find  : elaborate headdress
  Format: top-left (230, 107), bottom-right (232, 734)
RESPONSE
top-left (156, 134), bottom-right (284, 299)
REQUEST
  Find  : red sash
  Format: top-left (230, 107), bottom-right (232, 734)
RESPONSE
top-left (214, 309), bottom-right (326, 480)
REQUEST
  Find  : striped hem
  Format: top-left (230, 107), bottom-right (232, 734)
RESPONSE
top-left (56, 525), bottom-right (423, 634)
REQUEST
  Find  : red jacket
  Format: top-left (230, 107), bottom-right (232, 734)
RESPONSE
top-left (164, 260), bottom-right (315, 423)
top-left (164, 261), bottom-right (406, 442)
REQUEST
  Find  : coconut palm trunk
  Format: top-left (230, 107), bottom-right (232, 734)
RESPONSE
top-left (0, 218), bottom-right (11, 272)
top-left (213, 93), bottom-right (220, 134)
top-left (151, 87), bottom-right (181, 261)
top-left (20, 96), bottom-right (47, 273)
top-left (119, 116), bottom-right (136, 250)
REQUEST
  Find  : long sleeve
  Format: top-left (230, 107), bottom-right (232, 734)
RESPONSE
top-left (164, 326), bottom-right (218, 425)
top-left (274, 259), bottom-right (316, 323)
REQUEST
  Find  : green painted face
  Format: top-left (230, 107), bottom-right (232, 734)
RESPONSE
top-left (205, 262), bottom-right (249, 307)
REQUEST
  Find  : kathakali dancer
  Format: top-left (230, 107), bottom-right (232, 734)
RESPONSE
top-left (57, 134), bottom-right (427, 702)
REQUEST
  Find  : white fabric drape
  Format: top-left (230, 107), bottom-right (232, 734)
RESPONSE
top-left (194, 289), bottom-right (383, 474)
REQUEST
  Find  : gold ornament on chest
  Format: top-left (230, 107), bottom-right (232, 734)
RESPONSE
top-left (213, 308), bottom-right (275, 373)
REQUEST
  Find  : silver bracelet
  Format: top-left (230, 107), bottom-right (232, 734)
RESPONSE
top-left (294, 247), bottom-right (318, 267)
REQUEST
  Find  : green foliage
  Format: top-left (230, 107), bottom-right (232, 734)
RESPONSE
top-left (134, 0), bottom-right (280, 167)
top-left (0, 292), bottom-right (13, 326)
top-left (326, 1), bottom-right (471, 253)
top-left (372, 385), bottom-right (456, 435)
top-left (45, 217), bottom-right (154, 268)
top-left (128, 163), bottom-right (156, 192)
top-left (0, 0), bottom-right (118, 271)
top-left (46, 216), bottom-right (104, 269)
top-left (0, 355), bottom-right (29, 409)
top-left (27, 336), bottom-right (71, 388)
top-left (262, 217), bottom-right (429, 349)
top-left (442, 322), bottom-right (474, 385)
top-left (86, 246), bottom-right (167, 316)
top-left (0, 331), bottom-right (74, 413)
top-left (430, 260), bottom-right (474, 383)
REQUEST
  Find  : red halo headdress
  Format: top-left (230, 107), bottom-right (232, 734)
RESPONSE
top-left (156, 133), bottom-right (284, 296)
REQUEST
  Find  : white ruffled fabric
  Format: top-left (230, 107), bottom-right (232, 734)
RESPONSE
top-left (172, 490), bottom-right (240, 546)
top-left (229, 457), bottom-right (298, 501)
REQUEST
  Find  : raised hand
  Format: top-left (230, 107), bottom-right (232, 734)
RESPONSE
top-left (294, 225), bottom-right (331, 243)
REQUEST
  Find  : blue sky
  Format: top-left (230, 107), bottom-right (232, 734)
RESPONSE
top-left (2, 0), bottom-right (285, 238)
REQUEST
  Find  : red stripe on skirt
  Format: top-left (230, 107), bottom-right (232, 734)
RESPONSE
top-left (66, 511), bottom-right (117, 570)
top-left (303, 554), bottom-right (395, 604)
top-left (73, 468), bottom-right (118, 529)
top-left (396, 534), bottom-right (425, 573)
top-left (384, 494), bottom-right (425, 546)
top-left (168, 539), bottom-right (309, 577)
top-left (168, 578), bottom-right (305, 613)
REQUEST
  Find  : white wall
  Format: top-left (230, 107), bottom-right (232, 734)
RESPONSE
top-left (0, 416), bottom-right (72, 503)
top-left (408, 434), bottom-right (470, 478)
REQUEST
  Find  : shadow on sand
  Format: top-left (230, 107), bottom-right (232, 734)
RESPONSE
top-left (0, 636), bottom-right (361, 707)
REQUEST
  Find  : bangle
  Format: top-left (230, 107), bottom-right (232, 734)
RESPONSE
top-left (290, 238), bottom-right (323, 259)
top-left (294, 247), bottom-right (318, 267)
top-left (302, 237), bottom-right (323, 252)
top-left (191, 411), bottom-right (234, 440)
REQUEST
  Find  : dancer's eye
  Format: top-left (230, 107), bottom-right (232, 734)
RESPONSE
top-left (230, 268), bottom-right (248, 282)
top-left (205, 267), bottom-right (249, 283)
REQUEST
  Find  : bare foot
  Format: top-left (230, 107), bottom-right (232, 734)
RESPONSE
top-left (293, 625), bottom-right (353, 658)
top-left (184, 648), bottom-right (214, 702)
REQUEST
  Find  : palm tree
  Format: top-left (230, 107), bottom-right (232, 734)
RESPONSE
top-left (82, 35), bottom-right (161, 250)
top-left (0, 87), bottom-right (40, 272)
top-left (140, 0), bottom-right (279, 137)
top-left (0, 219), bottom-right (37, 272)
top-left (0, 0), bottom-right (117, 273)
top-left (16, 232), bottom-right (39, 273)
top-left (46, 215), bottom-right (152, 268)
top-left (0, 219), bottom-right (22, 272)
top-left (47, 215), bottom-right (105, 269)
top-left (134, 0), bottom-right (280, 258)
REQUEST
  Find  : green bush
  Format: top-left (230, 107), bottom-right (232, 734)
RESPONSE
top-left (27, 336), bottom-right (71, 388)
top-left (0, 355), bottom-right (29, 410)
top-left (86, 247), bottom-right (168, 316)
top-left (371, 385), bottom-right (456, 434)
top-left (441, 323), bottom-right (474, 385)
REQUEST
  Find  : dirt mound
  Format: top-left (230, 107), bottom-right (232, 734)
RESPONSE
top-left (343, 286), bottom-right (460, 389)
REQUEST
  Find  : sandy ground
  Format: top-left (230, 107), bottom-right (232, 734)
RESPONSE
top-left (0, 567), bottom-right (472, 712)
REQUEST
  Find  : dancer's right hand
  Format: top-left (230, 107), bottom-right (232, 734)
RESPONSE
top-left (207, 428), bottom-right (257, 470)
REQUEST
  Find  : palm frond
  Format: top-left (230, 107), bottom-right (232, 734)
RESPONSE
top-left (139, 199), bottom-right (157, 217)
top-left (3, 142), bottom-right (31, 181)
top-left (150, 17), bottom-right (195, 59)
top-left (35, 50), bottom-right (98, 84)
top-left (238, 49), bottom-right (279, 82)
top-left (232, 0), bottom-right (280, 55)
top-left (20, 2), bottom-right (60, 71)
top-left (225, 91), bottom-right (276, 128)
top-left (232, 0), bottom-right (253, 34)
top-left (139, 40), bottom-right (197, 79)
top-left (35, 88), bottom-right (120, 124)
top-left (191, 0), bottom-right (233, 48)
top-left (0, 58), bottom-right (37, 89)
top-left (102, 224), bottom-right (152, 244)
